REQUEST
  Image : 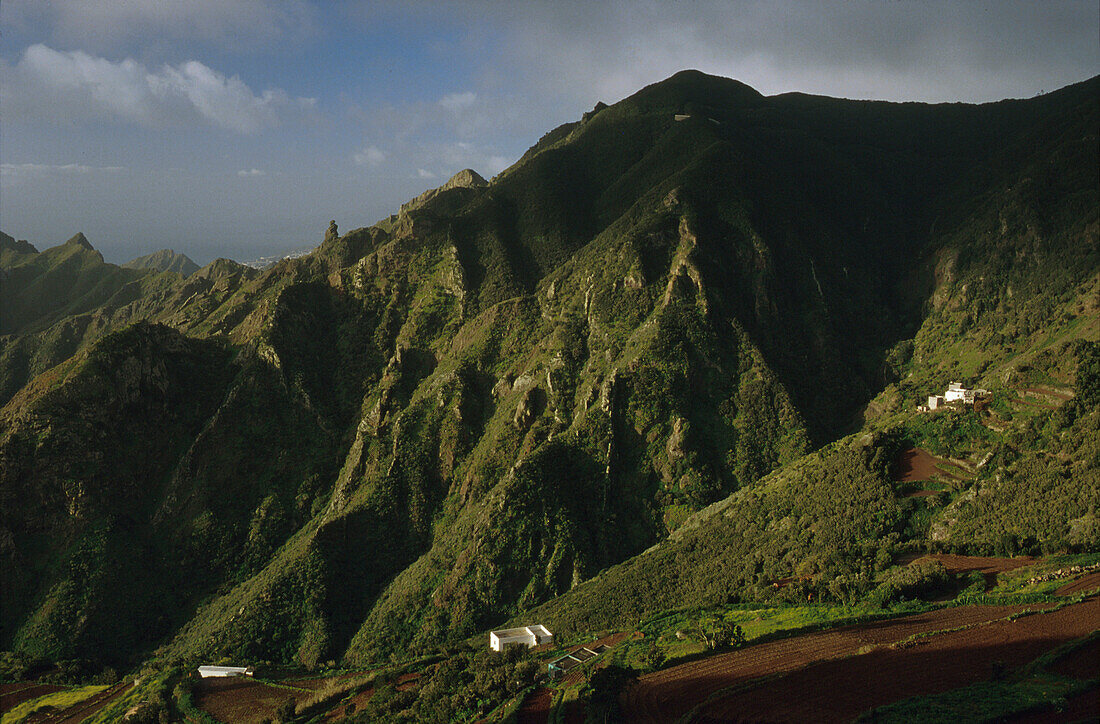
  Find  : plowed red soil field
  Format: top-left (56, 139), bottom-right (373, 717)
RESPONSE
top-left (563, 699), bottom-right (586, 723)
top-left (621, 601), bottom-right (1076, 723)
top-left (196, 677), bottom-right (299, 723)
top-left (1057, 570), bottom-right (1100, 596)
top-left (0, 683), bottom-right (65, 711)
top-left (698, 598), bottom-right (1100, 723)
top-left (517, 686), bottom-right (551, 724)
top-left (893, 447), bottom-right (964, 484)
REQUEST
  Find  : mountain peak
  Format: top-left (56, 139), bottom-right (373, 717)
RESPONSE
top-left (399, 168), bottom-right (489, 216)
top-left (629, 69), bottom-right (765, 111)
top-left (65, 232), bottom-right (94, 250)
top-left (122, 248), bottom-right (200, 277)
top-left (442, 168), bottom-right (488, 190)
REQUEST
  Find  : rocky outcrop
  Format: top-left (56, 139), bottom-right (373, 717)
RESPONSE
top-left (399, 168), bottom-right (488, 216)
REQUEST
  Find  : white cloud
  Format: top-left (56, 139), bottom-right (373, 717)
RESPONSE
top-left (485, 156), bottom-right (510, 176)
top-left (1, 162), bottom-right (127, 187)
top-left (417, 168), bottom-right (437, 179)
top-left (501, 1), bottom-right (1100, 105)
top-left (438, 142), bottom-right (514, 177)
top-left (4, 44), bottom-right (315, 133)
top-left (353, 145), bottom-right (386, 167)
top-left (237, 168), bottom-right (265, 177)
top-left (2, 162), bottom-right (126, 174)
top-left (439, 91), bottom-right (477, 111)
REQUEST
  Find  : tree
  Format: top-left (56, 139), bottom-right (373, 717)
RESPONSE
top-left (714, 622), bottom-right (746, 650)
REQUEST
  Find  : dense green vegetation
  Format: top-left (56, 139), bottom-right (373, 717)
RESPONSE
top-left (1, 69), bottom-right (1097, 721)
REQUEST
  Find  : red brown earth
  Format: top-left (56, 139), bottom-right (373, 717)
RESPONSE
top-left (0, 683), bottom-right (66, 712)
top-left (896, 553), bottom-right (1039, 592)
top-left (892, 447), bottom-right (970, 497)
top-left (394, 671), bottom-right (421, 692)
top-left (621, 599), bottom-right (1095, 723)
top-left (893, 447), bottom-right (952, 483)
top-left (195, 676), bottom-right (302, 724)
top-left (1056, 570), bottom-right (1100, 596)
top-left (696, 598), bottom-right (1099, 723)
top-left (516, 686), bottom-right (552, 724)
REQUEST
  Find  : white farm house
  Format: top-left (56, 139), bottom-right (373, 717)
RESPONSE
top-left (488, 625), bottom-right (553, 651)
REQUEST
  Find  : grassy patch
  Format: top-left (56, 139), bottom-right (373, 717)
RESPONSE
top-left (1, 684), bottom-right (107, 724)
top-left (857, 675), bottom-right (1093, 723)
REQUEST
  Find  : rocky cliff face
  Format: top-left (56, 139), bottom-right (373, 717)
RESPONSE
top-left (1, 70), bottom-right (1097, 669)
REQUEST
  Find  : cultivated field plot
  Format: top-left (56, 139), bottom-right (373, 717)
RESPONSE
top-left (0, 683), bottom-right (66, 712)
top-left (195, 677), bottom-right (303, 724)
top-left (516, 686), bottom-right (551, 724)
top-left (1057, 570), bottom-right (1100, 596)
top-left (907, 553), bottom-right (1040, 590)
top-left (10, 681), bottom-right (129, 724)
top-left (892, 447), bottom-right (967, 487)
top-left (621, 600), bottom-right (1094, 723)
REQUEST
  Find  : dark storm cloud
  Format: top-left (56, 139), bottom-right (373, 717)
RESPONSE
top-left (501, 0), bottom-right (1098, 103)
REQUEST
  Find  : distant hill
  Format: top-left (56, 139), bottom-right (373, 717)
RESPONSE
top-left (0, 70), bottom-right (1096, 685)
top-left (122, 248), bottom-right (199, 277)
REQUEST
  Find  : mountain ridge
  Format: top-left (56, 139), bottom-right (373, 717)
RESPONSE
top-left (0, 71), bottom-right (1096, 681)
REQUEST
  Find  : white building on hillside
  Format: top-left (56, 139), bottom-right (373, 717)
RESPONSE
top-left (488, 624), bottom-right (553, 651)
top-left (944, 382), bottom-right (976, 404)
top-left (198, 665), bottom-right (254, 678)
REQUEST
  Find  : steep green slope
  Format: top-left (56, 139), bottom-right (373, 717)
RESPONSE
top-left (0, 233), bottom-right (162, 336)
top-left (0, 71), bottom-right (1096, 674)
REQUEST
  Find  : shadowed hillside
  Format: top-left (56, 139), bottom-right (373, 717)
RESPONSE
top-left (1, 71), bottom-right (1096, 677)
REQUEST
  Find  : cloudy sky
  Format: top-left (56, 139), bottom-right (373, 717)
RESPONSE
top-left (2, 1), bottom-right (1097, 265)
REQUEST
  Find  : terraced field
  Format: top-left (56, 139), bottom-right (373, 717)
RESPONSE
top-left (620, 599), bottom-right (1097, 723)
top-left (698, 598), bottom-right (1099, 722)
top-left (0, 684), bottom-right (65, 712)
top-left (194, 677), bottom-right (304, 724)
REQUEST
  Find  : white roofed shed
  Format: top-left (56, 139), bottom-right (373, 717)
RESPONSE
top-left (197, 665), bottom-right (254, 678)
top-left (488, 624), bottom-right (553, 651)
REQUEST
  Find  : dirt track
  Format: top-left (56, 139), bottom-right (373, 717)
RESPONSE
top-left (620, 601), bottom-right (1087, 723)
